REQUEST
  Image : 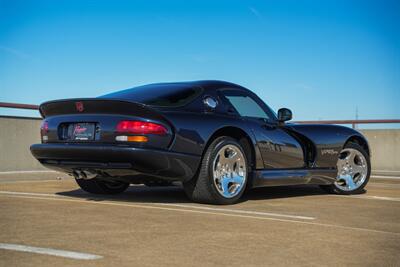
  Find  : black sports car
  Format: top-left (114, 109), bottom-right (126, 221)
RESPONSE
top-left (31, 80), bottom-right (371, 204)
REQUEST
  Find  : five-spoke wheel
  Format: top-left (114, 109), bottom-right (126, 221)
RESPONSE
top-left (321, 142), bottom-right (371, 194)
top-left (335, 148), bottom-right (368, 191)
top-left (213, 144), bottom-right (247, 198)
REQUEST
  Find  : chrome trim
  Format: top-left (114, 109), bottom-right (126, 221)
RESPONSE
top-left (203, 96), bottom-right (218, 109)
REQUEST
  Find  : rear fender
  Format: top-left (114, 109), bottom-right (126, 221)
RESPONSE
top-left (162, 112), bottom-right (263, 168)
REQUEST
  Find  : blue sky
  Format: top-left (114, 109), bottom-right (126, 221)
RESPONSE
top-left (1, 0), bottom-right (399, 122)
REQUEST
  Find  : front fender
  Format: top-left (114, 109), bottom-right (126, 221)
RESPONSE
top-left (287, 124), bottom-right (367, 168)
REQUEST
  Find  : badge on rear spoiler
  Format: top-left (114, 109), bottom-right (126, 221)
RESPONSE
top-left (75, 102), bottom-right (84, 112)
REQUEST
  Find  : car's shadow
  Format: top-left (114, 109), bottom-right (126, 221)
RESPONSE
top-left (56, 184), bottom-right (345, 204)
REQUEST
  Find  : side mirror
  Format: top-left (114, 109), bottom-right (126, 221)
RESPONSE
top-left (278, 108), bottom-right (292, 122)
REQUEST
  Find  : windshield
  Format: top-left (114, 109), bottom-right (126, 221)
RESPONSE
top-left (100, 83), bottom-right (203, 107)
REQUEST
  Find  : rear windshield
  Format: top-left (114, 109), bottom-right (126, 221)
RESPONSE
top-left (100, 84), bottom-right (203, 107)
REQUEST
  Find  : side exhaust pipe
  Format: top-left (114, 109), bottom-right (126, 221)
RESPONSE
top-left (73, 170), bottom-right (97, 180)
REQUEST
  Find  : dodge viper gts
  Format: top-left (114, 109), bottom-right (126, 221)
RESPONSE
top-left (31, 80), bottom-right (371, 204)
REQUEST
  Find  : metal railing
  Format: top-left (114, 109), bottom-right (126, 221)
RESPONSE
top-left (1, 102), bottom-right (399, 128)
top-left (294, 119), bottom-right (400, 128)
top-left (0, 102), bottom-right (39, 110)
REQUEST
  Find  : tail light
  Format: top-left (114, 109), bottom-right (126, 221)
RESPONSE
top-left (40, 120), bottom-right (49, 142)
top-left (116, 121), bottom-right (167, 135)
top-left (40, 120), bottom-right (49, 135)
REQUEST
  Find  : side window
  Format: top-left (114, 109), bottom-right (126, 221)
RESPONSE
top-left (222, 92), bottom-right (270, 120)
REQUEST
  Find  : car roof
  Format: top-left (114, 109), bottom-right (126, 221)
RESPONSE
top-left (140, 80), bottom-right (249, 91)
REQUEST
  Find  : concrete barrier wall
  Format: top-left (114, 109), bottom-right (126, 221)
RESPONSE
top-left (0, 117), bottom-right (399, 172)
top-left (360, 129), bottom-right (400, 172)
top-left (0, 116), bottom-right (45, 172)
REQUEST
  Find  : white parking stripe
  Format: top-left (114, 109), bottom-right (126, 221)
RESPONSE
top-left (0, 170), bottom-right (56, 175)
top-left (0, 190), bottom-right (314, 220)
top-left (0, 243), bottom-right (102, 260)
top-left (1, 188), bottom-right (399, 208)
top-left (367, 183), bottom-right (400, 189)
top-left (0, 191), bottom-right (61, 197)
top-left (373, 170), bottom-right (400, 174)
top-left (0, 179), bottom-right (61, 184)
top-left (156, 203), bottom-right (315, 220)
top-left (371, 175), bottom-right (400, 180)
top-left (344, 195), bottom-right (400, 202)
top-left (1, 192), bottom-right (399, 236)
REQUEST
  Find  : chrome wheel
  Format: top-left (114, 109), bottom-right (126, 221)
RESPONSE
top-left (335, 148), bottom-right (368, 191)
top-left (213, 144), bottom-right (247, 198)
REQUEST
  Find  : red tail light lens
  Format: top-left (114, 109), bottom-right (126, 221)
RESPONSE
top-left (40, 120), bottom-right (49, 135)
top-left (116, 121), bottom-right (167, 135)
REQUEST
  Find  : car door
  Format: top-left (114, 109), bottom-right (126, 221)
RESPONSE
top-left (218, 89), bottom-right (305, 169)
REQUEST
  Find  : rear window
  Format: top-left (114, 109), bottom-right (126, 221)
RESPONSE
top-left (100, 84), bottom-right (203, 107)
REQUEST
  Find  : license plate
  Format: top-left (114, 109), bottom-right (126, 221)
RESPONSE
top-left (69, 123), bottom-right (95, 141)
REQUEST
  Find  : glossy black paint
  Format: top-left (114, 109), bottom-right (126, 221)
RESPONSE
top-left (31, 143), bottom-right (200, 182)
top-left (253, 168), bottom-right (337, 187)
top-left (30, 80), bottom-right (370, 187)
top-left (277, 108), bottom-right (293, 122)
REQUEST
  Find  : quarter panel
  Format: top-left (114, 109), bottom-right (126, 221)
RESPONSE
top-left (161, 111), bottom-right (264, 168)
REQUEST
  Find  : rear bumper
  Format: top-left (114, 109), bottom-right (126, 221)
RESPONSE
top-left (30, 143), bottom-right (201, 182)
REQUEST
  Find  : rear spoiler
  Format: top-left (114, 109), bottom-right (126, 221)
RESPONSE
top-left (39, 98), bottom-right (165, 121)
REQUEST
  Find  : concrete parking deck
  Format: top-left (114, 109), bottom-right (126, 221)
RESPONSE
top-left (0, 174), bottom-right (399, 266)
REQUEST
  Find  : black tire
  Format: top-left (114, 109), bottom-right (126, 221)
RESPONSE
top-left (75, 177), bottom-right (129, 194)
top-left (183, 136), bottom-right (250, 205)
top-left (320, 142), bottom-right (371, 195)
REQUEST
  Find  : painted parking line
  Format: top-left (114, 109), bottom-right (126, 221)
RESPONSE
top-left (1, 192), bottom-right (400, 237)
top-left (0, 179), bottom-right (63, 184)
top-left (0, 190), bottom-right (315, 220)
top-left (367, 183), bottom-right (400, 189)
top-left (0, 191), bottom-right (64, 197)
top-left (156, 203), bottom-right (314, 220)
top-left (0, 170), bottom-right (56, 175)
top-left (373, 170), bottom-right (400, 174)
top-left (0, 243), bottom-right (102, 260)
top-left (343, 195), bottom-right (400, 202)
top-left (371, 175), bottom-right (400, 180)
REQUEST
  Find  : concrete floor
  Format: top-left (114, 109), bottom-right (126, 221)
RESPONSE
top-left (0, 174), bottom-right (399, 267)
